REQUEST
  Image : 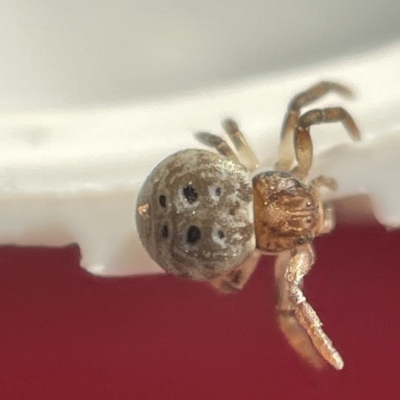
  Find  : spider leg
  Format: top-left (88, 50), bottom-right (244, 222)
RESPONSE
top-left (275, 244), bottom-right (344, 370)
top-left (221, 118), bottom-right (260, 171)
top-left (195, 131), bottom-right (241, 165)
top-left (292, 107), bottom-right (360, 179)
top-left (276, 81), bottom-right (354, 172)
top-left (209, 251), bottom-right (261, 293)
top-left (311, 175), bottom-right (338, 191)
top-left (310, 176), bottom-right (337, 235)
top-left (275, 250), bottom-right (325, 369)
top-left (319, 203), bottom-right (336, 235)
top-left (196, 123), bottom-right (259, 171)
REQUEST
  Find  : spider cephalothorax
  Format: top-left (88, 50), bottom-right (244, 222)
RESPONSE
top-left (253, 171), bottom-right (323, 253)
top-left (137, 81), bottom-right (361, 370)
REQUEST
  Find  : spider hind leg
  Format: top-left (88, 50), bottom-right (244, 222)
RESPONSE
top-left (195, 119), bottom-right (259, 171)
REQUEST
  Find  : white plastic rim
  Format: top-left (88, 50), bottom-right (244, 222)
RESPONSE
top-left (0, 42), bottom-right (400, 276)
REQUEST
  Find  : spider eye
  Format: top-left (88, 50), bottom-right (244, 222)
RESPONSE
top-left (297, 237), bottom-right (305, 245)
top-left (187, 226), bottom-right (201, 243)
top-left (215, 187), bottom-right (222, 196)
top-left (218, 230), bottom-right (225, 239)
top-left (159, 195), bottom-right (166, 207)
top-left (183, 185), bottom-right (198, 204)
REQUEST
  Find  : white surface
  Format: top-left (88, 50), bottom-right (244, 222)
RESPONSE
top-left (2, 0), bottom-right (400, 112)
top-left (0, 41), bottom-right (400, 276)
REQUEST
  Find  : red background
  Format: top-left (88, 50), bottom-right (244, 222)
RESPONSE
top-left (0, 222), bottom-right (399, 399)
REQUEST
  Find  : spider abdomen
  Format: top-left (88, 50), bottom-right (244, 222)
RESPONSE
top-left (136, 149), bottom-right (255, 280)
top-left (253, 171), bottom-right (322, 253)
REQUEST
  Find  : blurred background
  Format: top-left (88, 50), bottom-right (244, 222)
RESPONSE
top-left (1, 1), bottom-right (400, 399)
top-left (1, 1), bottom-right (400, 111)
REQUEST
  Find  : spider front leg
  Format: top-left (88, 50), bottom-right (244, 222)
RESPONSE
top-left (319, 203), bottom-right (336, 235)
top-left (275, 244), bottom-right (344, 370)
top-left (276, 81), bottom-right (354, 171)
top-left (293, 107), bottom-right (361, 179)
top-left (196, 120), bottom-right (259, 171)
top-left (311, 175), bottom-right (338, 235)
top-left (275, 250), bottom-right (325, 369)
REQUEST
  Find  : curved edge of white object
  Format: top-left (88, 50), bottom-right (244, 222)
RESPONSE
top-left (0, 42), bottom-right (400, 276)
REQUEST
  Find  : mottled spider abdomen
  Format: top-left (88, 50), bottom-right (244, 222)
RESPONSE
top-left (136, 149), bottom-right (255, 280)
top-left (253, 171), bottom-right (322, 253)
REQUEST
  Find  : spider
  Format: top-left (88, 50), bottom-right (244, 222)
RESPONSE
top-left (136, 82), bottom-right (361, 370)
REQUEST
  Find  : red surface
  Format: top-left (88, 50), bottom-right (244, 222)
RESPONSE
top-left (0, 223), bottom-right (399, 399)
